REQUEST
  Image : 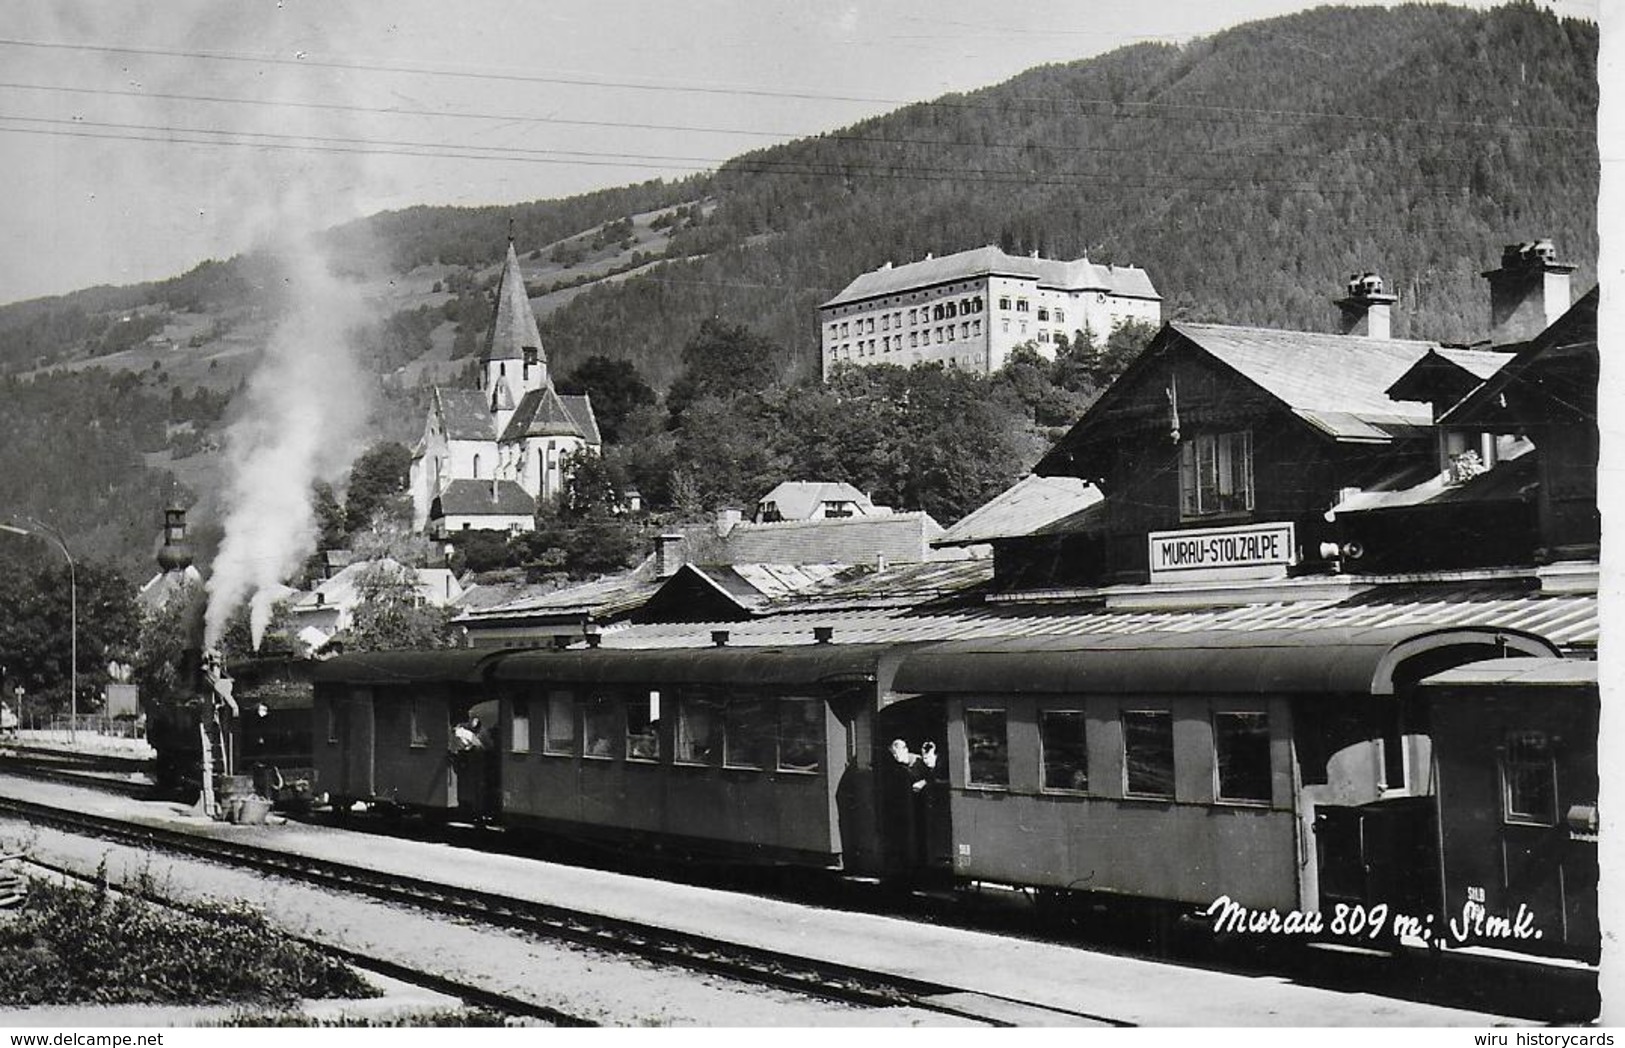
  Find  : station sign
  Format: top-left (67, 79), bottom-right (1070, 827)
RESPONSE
top-left (1147, 521), bottom-right (1297, 583)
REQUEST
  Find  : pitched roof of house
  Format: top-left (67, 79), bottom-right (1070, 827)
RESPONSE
top-left (432, 387), bottom-right (496, 441)
top-left (432, 479), bottom-right (535, 517)
top-left (1440, 286), bottom-right (1599, 428)
top-left (289, 561), bottom-right (461, 621)
top-left (483, 240), bottom-right (544, 363)
top-left (935, 475), bottom-right (1101, 547)
top-left (822, 245), bottom-right (1159, 308)
top-left (1384, 347), bottom-right (1517, 411)
top-left (756, 480), bottom-right (879, 521)
top-left (1172, 323), bottom-right (1436, 440)
top-left (722, 512), bottom-right (957, 565)
top-left (456, 564), bottom-right (665, 626)
top-left (1328, 442), bottom-right (1539, 515)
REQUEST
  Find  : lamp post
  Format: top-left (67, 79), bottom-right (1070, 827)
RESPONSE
top-left (0, 519), bottom-right (75, 743)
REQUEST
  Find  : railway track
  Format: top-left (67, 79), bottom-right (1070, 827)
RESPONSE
top-left (0, 792), bottom-right (1121, 1027)
top-left (0, 746), bottom-right (154, 797)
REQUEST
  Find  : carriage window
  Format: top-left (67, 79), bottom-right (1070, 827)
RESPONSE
top-left (409, 695), bottom-right (429, 748)
top-left (1214, 712), bottom-right (1271, 803)
top-left (326, 704), bottom-right (338, 745)
top-left (724, 697), bottom-right (773, 770)
top-left (777, 698), bottom-right (822, 773)
top-left (510, 698), bottom-right (531, 753)
top-left (544, 690), bottom-right (576, 755)
top-left (965, 708), bottom-right (1009, 787)
top-left (1123, 709), bottom-right (1175, 798)
top-left (627, 692), bottom-right (659, 763)
top-left (1503, 730), bottom-right (1557, 825)
top-left (1040, 710), bottom-right (1088, 792)
top-left (677, 693), bottom-right (721, 765)
top-left (583, 695), bottom-right (617, 759)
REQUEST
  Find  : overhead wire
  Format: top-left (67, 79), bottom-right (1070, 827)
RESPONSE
top-left (0, 35), bottom-right (1592, 135)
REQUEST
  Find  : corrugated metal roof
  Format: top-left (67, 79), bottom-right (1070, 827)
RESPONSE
top-left (936, 474), bottom-right (1101, 546)
top-left (1174, 323), bottom-right (1436, 441)
top-left (822, 246), bottom-right (1159, 309)
top-left (770, 558), bottom-right (993, 611)
top-left (575, 579), bottom-right (1596, 651)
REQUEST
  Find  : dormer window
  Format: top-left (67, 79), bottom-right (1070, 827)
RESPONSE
top-left (1179, 431), bottom-right (1254, 518)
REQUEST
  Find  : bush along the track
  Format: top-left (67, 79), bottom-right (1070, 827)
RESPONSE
top-left (0, 874), bottom-right (380, 1007)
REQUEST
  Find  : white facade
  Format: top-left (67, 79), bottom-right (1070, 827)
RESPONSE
top-left (819, 246), bottom-right (1161, 378)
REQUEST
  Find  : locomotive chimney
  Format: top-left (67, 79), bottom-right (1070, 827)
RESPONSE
top-left (1335, 272), bottom-right (1397, 339)
top-left (1484, 239), bottom-right (1574, 346)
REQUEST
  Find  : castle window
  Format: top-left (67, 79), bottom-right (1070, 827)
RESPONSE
top-left (998, 296), bottom-right (1011, 310)
top-left (473, 454), bottom-right (482, 478)
top-left (909, 332), bottom-right (918, 348)
top-left (1037, 307), bottom-right (1049, 321)
top-left (1037, 330), bottom-right (1049, 342)
top-left (1016, 299), bottom-right (1029, 313)
top-left (1054, 308), bottom-right (1065, 323)
top-left (1179, 431), bottom-right (1254, 518)
top-left (908, 308), bottom-right (917, 324)
top-left (945, 302), bottom-right (957, 319)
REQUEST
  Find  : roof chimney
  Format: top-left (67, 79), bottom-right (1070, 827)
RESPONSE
top-left (156, 506), bottom-right (194, 573)
top-left (1335, 272), bottom-right (1397, 339)
top-left (1484, 239), bottom-right (1574, 346)
top-left (654, 533), bottom-right (685, 578)
top-left (715, 508), bottom-right (742, 537)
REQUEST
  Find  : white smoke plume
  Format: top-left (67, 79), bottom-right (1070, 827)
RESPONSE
top-left (204, 238), bottom-right (373, 649)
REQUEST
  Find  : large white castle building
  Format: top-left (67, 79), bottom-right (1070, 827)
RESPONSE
top-left (410, 239), bottom-right (600, 537)
top-left (818, 245), bottom-right (1161, 378)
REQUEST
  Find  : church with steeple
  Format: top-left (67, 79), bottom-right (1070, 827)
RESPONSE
top-left (409, 238), bottom-right (601, 536)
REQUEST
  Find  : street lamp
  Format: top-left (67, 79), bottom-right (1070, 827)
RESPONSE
top-left (0, 519), bottom-right (75, 743)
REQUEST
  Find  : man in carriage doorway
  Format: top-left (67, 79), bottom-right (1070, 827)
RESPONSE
top-left (885, 738), bottom-right (930, 874)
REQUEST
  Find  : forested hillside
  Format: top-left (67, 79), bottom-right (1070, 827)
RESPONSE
top-left (539, 3), bottom-right (1595, 385)
top-left (0, 2), bottom-right (1597, 578)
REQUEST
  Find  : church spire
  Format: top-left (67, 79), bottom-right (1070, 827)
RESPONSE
top-left (480, 233), bottom-right (549, 404)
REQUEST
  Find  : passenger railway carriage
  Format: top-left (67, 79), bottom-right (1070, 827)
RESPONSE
top-left (308, 622), bottom-right (1571, 950)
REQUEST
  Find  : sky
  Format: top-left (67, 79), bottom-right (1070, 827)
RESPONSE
top-left (0, 0), bottom-right (1604, 306)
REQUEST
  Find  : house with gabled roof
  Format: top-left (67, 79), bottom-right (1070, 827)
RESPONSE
top-left (409, 237), bottom-right (601, 536)
top-left (1026, 289), bottom-right (1442, 589)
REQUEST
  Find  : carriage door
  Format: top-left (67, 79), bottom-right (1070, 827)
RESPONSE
top-left (335, 687), bottom-right (375, 799)
top-left (874, 697), bottom-right (950, 875)
top-left (1315, 798), bottom-right (1437, 916)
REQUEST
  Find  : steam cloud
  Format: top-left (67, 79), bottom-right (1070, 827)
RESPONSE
top-left (203, 240), bottom-right (372, 649)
